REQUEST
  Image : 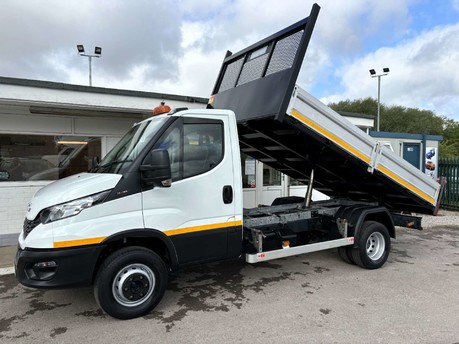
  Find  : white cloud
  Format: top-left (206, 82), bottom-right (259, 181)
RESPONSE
top-left (164, 0), bottom-right (418, 96)
top-left (322, 23), bottom-right (459, 120)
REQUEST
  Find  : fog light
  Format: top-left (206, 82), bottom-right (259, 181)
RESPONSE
top-left (34, 261), bottom-right (57, 268)
top-left (26, 260), bottom-right (59, 281)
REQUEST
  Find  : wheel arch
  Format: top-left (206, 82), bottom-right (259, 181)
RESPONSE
top-left (336, 205), bottom-right (395, 247)
top-left (93, 229), bottom-right (179, 282)
top-left (352, 207), bottom-right (395, 244)
top-left (359, 211), bottom-right (395, 238)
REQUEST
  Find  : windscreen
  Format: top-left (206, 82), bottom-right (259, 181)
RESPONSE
top-left (95, 116), bottom-right (168, 173)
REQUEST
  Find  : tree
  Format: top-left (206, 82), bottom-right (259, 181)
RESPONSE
top-left (381, 106), bottom-right (443, 135)
top-left (329, 97), bottom-right (377, 117)
top-left (441, 118), bottom-right (459, 157)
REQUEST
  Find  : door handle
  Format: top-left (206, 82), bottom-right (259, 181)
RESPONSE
top-left (222, 185), bottom-right (233, 204)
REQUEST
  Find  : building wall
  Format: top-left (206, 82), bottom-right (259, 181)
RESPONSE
top-left (0, 182), bottom-right (49, 244)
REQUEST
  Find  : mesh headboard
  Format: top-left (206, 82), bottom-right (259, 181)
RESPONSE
top-left (209, 4), bottom-right (320, 123)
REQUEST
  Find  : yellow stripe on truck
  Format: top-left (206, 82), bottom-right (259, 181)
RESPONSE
top-left (53, 221), bottom-right (243, 248)
top-left (377, 165), bottom-right (435, 205)
top-left (164, 220), bottom-right (243, 236)
top-left (290, 109), bottom-right (371, 164)
top-left (53, 236), bottom-right (107, 248)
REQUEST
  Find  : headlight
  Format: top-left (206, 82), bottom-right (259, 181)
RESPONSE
top-left (40, 190), bottom-right (111, 224)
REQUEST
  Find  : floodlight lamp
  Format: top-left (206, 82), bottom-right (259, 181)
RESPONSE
top-left (77, 45), bottom-right (85, 54)
top-left (369, 69), bottom-right (376, 76)
top-left (94, 46), bottom-right (102, 55)
top-left (383, 67), bottom-right (390, 73)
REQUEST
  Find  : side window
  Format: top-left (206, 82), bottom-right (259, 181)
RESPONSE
top-left (152, 119), bottom-right (224, 181)
top-left (183, 123), bottom-right (223, 178)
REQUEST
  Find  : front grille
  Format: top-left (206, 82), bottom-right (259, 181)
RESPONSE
top-left (23, 217), bottom-right (41, 239)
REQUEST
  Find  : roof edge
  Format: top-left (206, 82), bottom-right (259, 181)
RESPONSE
top-left (0, 76), bottom-right (208, 105)
top-left (370, 130), bottom-right (443, 141)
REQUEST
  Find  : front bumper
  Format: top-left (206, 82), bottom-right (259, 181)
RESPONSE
top-left (15, 244), bottom-right (106, 289)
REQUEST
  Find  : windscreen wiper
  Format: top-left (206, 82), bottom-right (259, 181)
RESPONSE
top-left (90, 159), bottom-right (132, 172)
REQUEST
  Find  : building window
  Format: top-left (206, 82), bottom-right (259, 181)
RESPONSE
top-left (0, 134), bottom-right (101, 181)
top-left (263, 164), bottom-right (281, 186)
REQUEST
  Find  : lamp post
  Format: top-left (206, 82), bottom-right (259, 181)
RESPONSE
top-left (77, 45), bottom-right (102, 86)
top-left (369, 67), bottom-right (389, 131)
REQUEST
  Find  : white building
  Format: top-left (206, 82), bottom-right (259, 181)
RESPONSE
top-left (0, 77), bottom-right (375, 245)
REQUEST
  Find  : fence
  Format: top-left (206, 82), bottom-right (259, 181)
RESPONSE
top-left (438, 157), bottom-right (459, 210)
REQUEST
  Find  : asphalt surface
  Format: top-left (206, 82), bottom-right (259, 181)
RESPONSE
top-left (1, 219), bottom-right (458, 343)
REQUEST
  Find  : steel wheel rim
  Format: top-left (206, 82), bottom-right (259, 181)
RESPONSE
top-left (112, 263), bottom-right (156, 307)
top-left (366, 232), bottom-right (385, 261)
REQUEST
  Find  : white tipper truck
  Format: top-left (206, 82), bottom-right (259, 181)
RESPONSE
top-left (15, 4), bottom-right (441, 319)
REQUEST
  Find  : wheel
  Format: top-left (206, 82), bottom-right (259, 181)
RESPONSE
top-left (351, 221), bottom-right (390, 269)
top-left (94, 246), bottom-right (168, 319)
top-left (338, 246), bottom-right (355, 265)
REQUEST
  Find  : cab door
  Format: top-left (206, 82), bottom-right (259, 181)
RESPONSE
top-left (142, 114), bottom-right (238, 265)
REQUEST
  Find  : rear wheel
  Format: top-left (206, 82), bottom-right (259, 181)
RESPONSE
top-left (351, 221), bottom-right (390, 269)
top-left (94, 246), bottom-right (168, 319)
top-left (338, 246), bottom-right (355, 265)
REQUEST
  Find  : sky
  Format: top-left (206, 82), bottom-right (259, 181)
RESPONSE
top-left (1, 0), bottom-right (459, 121)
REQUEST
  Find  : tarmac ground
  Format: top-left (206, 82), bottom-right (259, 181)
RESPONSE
top-left (0, 245), bottom-right (16, 269)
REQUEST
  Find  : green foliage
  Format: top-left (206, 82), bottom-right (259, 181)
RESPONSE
top-left (381, 106), bottom-right (443, 135)
top-left (328, 97), bottom-right (459, 157)
top-left (329, 97), bottom-right (377, 116)
top-left (441, 118), bottom-right (459, 157)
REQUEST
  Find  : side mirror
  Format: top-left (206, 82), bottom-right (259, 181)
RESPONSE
top-left (140, 149), bottom-right (172, 188)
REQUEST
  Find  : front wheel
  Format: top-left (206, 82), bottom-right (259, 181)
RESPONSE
top-left (351, 221), bottom-right (391, 269)
top-left (94, 246), bottom-right (168, 319)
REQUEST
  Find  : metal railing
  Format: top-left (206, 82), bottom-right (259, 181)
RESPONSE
top-left (439, 157), bottom-right (459, 209)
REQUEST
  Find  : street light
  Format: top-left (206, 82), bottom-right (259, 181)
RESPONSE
top-left (77, 45), bottom-right (102, 86)
top-left (369, 67), bottom-right (389, 131)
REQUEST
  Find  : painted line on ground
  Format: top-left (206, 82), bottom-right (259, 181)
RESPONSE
top-left (0, 267), bottom-right (14, 276)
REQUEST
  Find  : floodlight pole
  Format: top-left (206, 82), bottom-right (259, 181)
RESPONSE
top-left (369, 68), bottom-right (389, 131)
top-left (376, 75), bottom-right (381, 131)
top-left (77, 45), bottom-right (102, 86)
top-left (87, 55), bottom-right (93, 86)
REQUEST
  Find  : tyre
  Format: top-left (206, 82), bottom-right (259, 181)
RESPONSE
top-left (337, 246), bottom-right (355, 265)
top-left (94, 246), bottom-right (168, 319)
top-left (351, 221), bottom-right (390, 269)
